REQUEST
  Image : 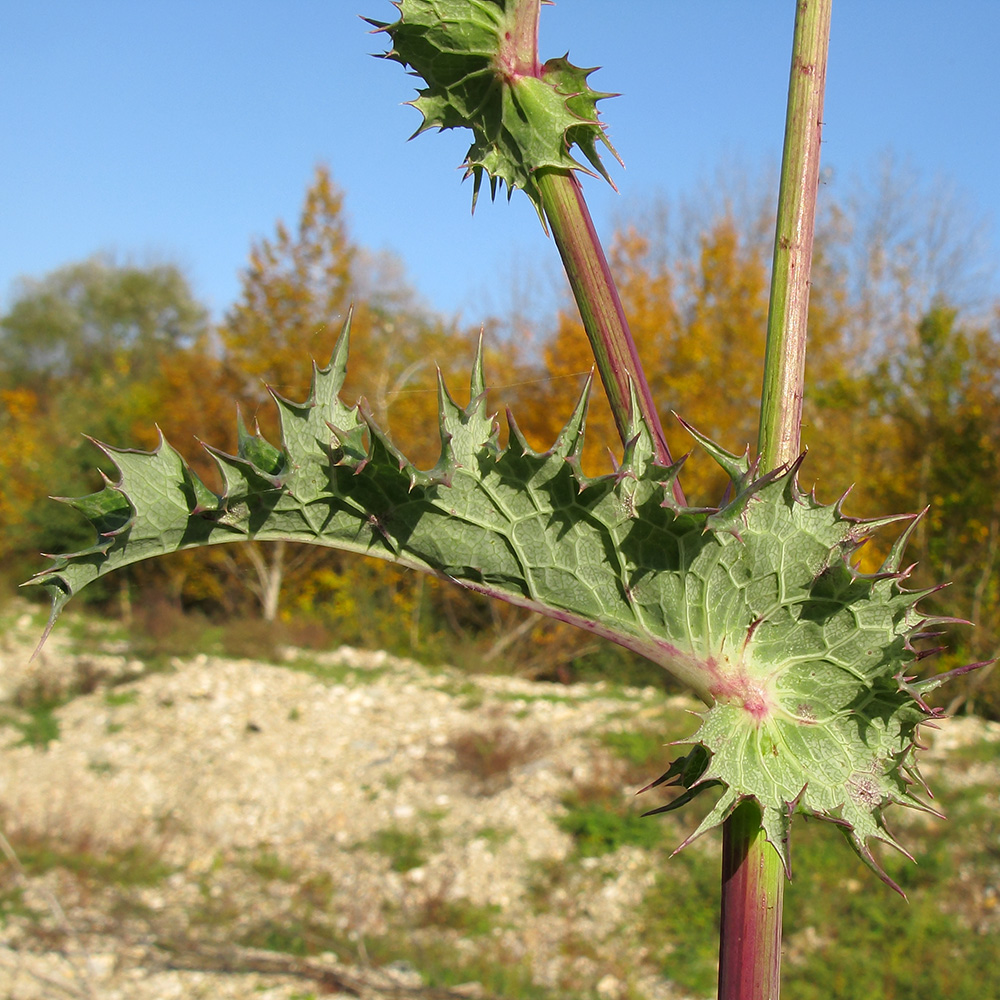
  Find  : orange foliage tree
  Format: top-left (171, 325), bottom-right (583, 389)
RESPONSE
top-left (213, 165), bottom-right (528, 628)
top-left (536, 216), bottom-right (769, 503)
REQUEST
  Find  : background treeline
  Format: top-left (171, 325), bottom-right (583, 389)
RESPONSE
top-left (3, 164), bottom-right (999, 713)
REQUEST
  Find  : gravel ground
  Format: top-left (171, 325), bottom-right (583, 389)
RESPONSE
top-left (1, 606), bottom-right (996, 1000)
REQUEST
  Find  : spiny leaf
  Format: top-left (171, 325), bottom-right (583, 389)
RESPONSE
top-left (367, 0), bottom-right (621, 219)
top-left (28, 314), bottom-right (964, 885)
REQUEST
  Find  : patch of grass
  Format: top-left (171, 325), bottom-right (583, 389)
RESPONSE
top-left (492, 690), bottom-right (581, 706)
top-left (557, 757), bottom-right (670, 858)
top-left (558, 792), bottom-right (664, 857)
top-left (107, 894), bottom-right (160, 924)
top-left (476, 825), bottom-right (514, 846)
top-left (189, 886), bottom-right (244, 932)
top-left (226, 867), bottom-right (340, 958)
top-left (0, 598), bottom-right (48, 633)
top-left (6, 700), bottom-right (62, 748)
top-left (91, 844), bottom-right (176, 887)
top-left (231, 882), bottom-right (541, 1000)
top-left (637, 843), bottom-right (721, 997)
top-left (11, 835), bottom-right (173, 887)
top-left (0, 885), bottom-right (41, 924)
top-left (944, 736), bottom-right (1000, 765)
top-left (598, 706), bottom-right (699, 787)
top-left (600, 727), bottom-right (687, 790)
top-left (283, 657), bottom-right (390, 686)
top-left (418, 895), bottom-right (502, 935)
top-left (296, 871), bottom-right (336, 911)
top-left (104, 689), bottom-right (138, 707)
top-left (524, 857), bottom-right (571, 914)
top-left (433, 678), bottom-right (486, 709)
top-left (603, 700), bottom-right (694, 724)
top-left (61, 611), bottom-right (130, 648)
top-left (601, 729), bottom-right (667, 769)
top-left (366, 827), bottom-right (429, 873)
top-left (242, 849), bottom-right (295, 882)
top-left (557, 643), bottom-right (681, 690)
top-left (364, 935), bottom-right (553, 1000)
top-left (239, 918), bottom-right (315, 957)
top-left (779, 804), bottom-right (1000, 1000)
top-left (0, 668), bottom-right (95, 747)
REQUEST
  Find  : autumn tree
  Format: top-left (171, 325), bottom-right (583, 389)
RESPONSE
top-left (0, 257), bottom-right (208, 583)
top-left (1, 256), bottom-right (205, 388)
top-left (0, 385), bottom-right (48, 580)
top-left (215, 164), bottom-right (500, 622)
top-left (870, 304), bottom-right (1000, 701)
top-left (535, 213), bottom-right (769, 502)
top-left (221, 165), bottom-right (356, 400)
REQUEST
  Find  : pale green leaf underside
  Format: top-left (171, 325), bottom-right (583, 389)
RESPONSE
top-left (30, 316), bottom-right (954, 884)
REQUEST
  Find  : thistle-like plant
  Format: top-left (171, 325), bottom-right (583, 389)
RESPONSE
top-left (28, 2), bottom-right (975, 997)
top-left (31, 321), bottom-right (963, 873)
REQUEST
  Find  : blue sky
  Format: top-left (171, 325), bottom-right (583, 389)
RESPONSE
top-left (2, 2), bottom-right (998, 325)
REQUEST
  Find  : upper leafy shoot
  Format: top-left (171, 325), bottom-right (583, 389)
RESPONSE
top-left (366, 0), bottom-right (621, 218)
top-left (28, 315), bottom-right (968, 889)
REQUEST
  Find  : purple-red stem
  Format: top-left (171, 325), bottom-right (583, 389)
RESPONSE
top-left (502, 0), bottom-right (542, 77)
top-left (718, 801), bottom-right (785, 999)
top-left (505, 0), bottom-right (684, 502)
top-left (537, 171), bottom-right (684, 502)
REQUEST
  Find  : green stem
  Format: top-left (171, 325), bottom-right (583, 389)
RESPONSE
top-left (537, 170), bottom-right (685, 504)
top-left (722, 5), bottom-right (832, 999)
top-left (757, 0), bottom-right (833, 470)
